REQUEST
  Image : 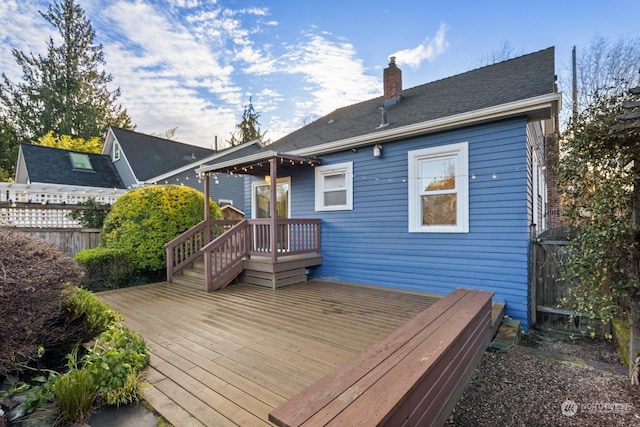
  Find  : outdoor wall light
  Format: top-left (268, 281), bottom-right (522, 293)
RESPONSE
top-left (373, 144), bottom-right (382, 157)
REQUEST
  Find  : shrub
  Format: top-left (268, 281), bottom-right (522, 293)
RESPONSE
top-left (0, 229), bottom-right (85, 377)
top-left (83, 323), bottom-right (149, 406)
top-left (15, 288), bottom-right (149, 421)
top-left (100, 185), bottom-right (222, 272)
top-left (63, 287), bottom-right (123, 335)
top-left (52, 363), bottom-right (98, 425)
top-left (74, 247), bottom-right (135, 291)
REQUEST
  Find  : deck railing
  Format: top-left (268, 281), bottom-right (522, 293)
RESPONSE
top-left (248, 218), bottom-right (321, 256)
top-left (165, 219), bottom-right (239, 282)
top-left (166, 218), bottom-right (321, 289)
top-left (202, 220), bottom-right (252, 291)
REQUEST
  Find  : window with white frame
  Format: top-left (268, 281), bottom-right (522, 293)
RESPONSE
top-left (408, 142), bottom-right (468, 233)
top-left (113, 142), bottom-right (120, 160)
top-left (315, 162), bottom-right (353, 211)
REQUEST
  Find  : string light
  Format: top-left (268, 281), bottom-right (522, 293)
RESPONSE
top-left (134, 166), bottom-right (526, 187)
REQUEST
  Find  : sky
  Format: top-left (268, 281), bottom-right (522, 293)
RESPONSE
top-left (1, 1), bottom-right (639, 150)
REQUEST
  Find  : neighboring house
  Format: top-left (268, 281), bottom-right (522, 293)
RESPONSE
top-left (197, 47), bottom-right (561, 330)
top-left (16, 143), bottom-right (125, 189)
top-left (6, 128), bottom-right (262, 215)
top-left (9, 143), bottom-right (127, 205)
top-left (102, 127), bottom-right (262, 212)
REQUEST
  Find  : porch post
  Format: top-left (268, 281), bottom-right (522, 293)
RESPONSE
top-left (270, 158), bottom-right (278, 262)
top-left (204, 172), bottom-right (211, 244)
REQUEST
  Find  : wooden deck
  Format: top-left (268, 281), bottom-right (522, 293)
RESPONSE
top-left (98, 280), bottom-right (442, 426)
top-left (98, 280), bottom-right (437, 427)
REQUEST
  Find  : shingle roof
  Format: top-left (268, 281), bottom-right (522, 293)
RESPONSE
top-left (20, 143), bottom-right (125, 188)
top-left (110, 127), bottom-right (215, 181)
top-left (267, 47), bottom-right (556, 152)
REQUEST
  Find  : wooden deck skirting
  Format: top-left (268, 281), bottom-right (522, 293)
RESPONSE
top-left (269, 288), bottom-right (494, 427)
top-left (98, 281), bottom-right (502, 426)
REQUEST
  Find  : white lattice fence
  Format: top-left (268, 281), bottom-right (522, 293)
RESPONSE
top-left (0, 183), bottom-right (125, 228)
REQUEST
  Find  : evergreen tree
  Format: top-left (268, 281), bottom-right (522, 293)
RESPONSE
top-left (0, 0), bottom-right (132, 142)
top-left (228, 97), bottom-right (268, 146)
top-left (0, 117), bottom-right (19, 181)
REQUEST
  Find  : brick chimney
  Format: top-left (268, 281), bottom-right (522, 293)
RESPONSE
top-left (383, 56), bottom-right (402, 101)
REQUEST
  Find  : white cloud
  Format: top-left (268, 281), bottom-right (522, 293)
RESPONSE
top-left (0, 1), bottom-right (52, 80)
top-left (279, 31), bottom-right (381, 116)
top-left (95, 1), bottom-right (244, 145)
top-left (0, 1), bottom-right (384, 148)
top-left (390, 23), bottom-right (449, 69)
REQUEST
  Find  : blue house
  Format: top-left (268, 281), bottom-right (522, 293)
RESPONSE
top-left (188, 47), bottom-right (560, 330)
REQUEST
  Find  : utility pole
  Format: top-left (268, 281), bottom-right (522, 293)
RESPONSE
top-left (572, 46), bottom-right (578, 123)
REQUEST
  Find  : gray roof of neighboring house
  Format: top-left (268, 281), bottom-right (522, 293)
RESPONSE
top-left (266, 47), bottom-right (556, 153)
top-left (20, 143), bottom-right (126, 188)
top-left (110, 127), bottom-right (216, 181)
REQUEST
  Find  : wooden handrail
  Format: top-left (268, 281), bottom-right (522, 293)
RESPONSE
top-left (167, 218), bottom-right (321, 290)
top-left (202, 220), bottom-right (251, 291)
top-left (165, 219), bottom-right (239, 281)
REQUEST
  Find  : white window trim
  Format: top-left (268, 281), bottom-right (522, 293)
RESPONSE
top-left (408, 142), bottom-right (469, 233)
top-left (315, 161), bottom-right (353, 211)
top-left (251, 177), bottom-right (291, 219)
top-left (113, 142), bottom-right (120, 160)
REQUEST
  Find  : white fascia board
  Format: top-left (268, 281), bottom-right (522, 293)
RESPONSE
top-left (195, 150), bottom-right (279, 175)
top-left (101, 127), bottom-right (116, 156)
top-left (145, 140), bottom-right (265, 183)
top-left (291, 93), bottom-right (562, 157)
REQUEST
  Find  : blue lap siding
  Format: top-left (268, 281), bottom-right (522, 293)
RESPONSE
top-left (287, 118), bottom-right (532, 329)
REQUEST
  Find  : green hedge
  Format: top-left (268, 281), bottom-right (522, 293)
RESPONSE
top-left (100, 185), bottom-right (222, 272)
top-left (75, 248), bottom-right (135, 292)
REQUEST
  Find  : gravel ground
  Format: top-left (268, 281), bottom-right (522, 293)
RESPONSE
top-left (450, 329), bottom-right (640, 426)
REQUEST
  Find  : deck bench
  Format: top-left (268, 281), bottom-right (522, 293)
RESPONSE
top-left (269, 288), bottom-right (494, 427)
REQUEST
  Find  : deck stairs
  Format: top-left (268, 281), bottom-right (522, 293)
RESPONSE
top-left (171, 257), bottom-right (207, 290)
top-left (171, 252), bottom-right (322, 291)
top-left (167, 218), bottom-right (322, 291)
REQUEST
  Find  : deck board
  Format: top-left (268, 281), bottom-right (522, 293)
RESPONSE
top-left (98, 280), bottom-right (440, 426)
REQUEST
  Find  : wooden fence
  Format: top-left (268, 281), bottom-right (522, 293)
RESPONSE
top-left (5, 228), bottom-right (101, 256)
top-left (0, 202), bottom-right (107, 256)
top-left (531, 227), bottom-right (610, 335)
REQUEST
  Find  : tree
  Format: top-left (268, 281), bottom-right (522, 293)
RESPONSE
top-left (561, 34), bottom-right (640, 121)
top-left (36, 130), bottom-right (102, 153)
top-left (151, 126), bottom-right (179, 141)
top-left (301, 112), bottom-right (320, 126)
top-left (0, 116), bottom-right (19, 181)
top-left (0, 0), bottom-right (132, 142)
top-left (560, 88), bottom-right (639, 321)
top-left (228, 97), bottom-right (268, 146)
top-left (558, 36), bottom-right (640, 375)
top-left (477, 41), bottom-right (522, 66)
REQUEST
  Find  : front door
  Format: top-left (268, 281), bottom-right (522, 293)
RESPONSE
top-left (252, 178), bottom-right (290, 251)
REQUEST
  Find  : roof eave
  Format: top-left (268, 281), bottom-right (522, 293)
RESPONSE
top-left (143, 139), bottom-right (266, 183)
top-left (291, 92), bottom-right (562, 157)
top-left (195, 150), bottom-right (321, 176)
top-left (196, 150), bottom-right (279, 175)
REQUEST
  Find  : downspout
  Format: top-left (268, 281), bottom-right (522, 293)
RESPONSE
top-left (270, 158), bottom-right (278, 262)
